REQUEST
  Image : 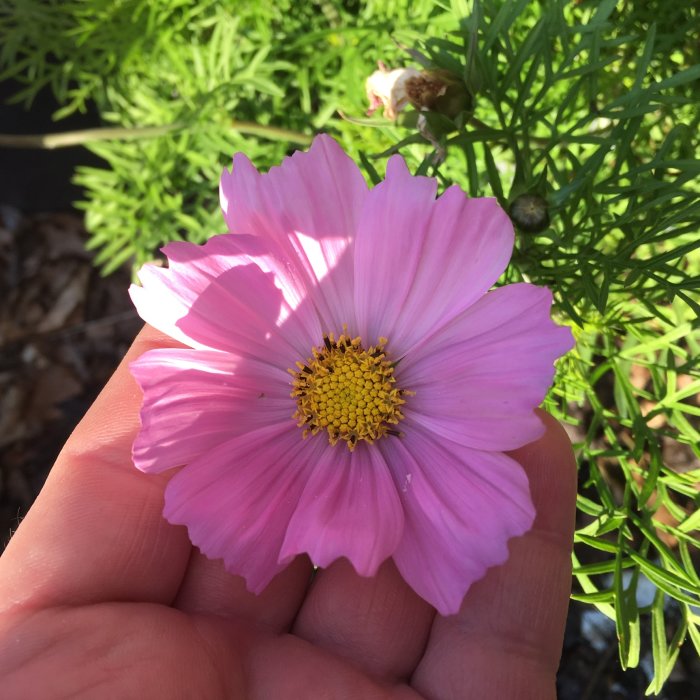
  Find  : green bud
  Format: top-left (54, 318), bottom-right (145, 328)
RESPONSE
top-left (509, 193), bottom-right (550, 233)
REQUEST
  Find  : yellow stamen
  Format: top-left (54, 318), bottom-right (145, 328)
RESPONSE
top-left (289, 329), bottom-right (410, 450)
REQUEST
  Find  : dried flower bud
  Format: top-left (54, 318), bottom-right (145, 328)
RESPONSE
top-left (366, 62), bottom-right (471, 123)
top-left (411, 69), bottom-right (471, 119)
top-left (365, 63), bottom-right (422, 121)
top-left (404, 72), bottom-right (449, 111)
top-left (509, 194), bottom-right (550, 233)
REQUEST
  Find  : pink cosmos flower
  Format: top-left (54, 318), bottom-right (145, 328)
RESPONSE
top-left (129, 135), bottom-right (573, 615)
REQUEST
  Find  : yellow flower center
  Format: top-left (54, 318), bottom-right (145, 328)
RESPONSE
top-left (289, 331), bottom-right (409, 450)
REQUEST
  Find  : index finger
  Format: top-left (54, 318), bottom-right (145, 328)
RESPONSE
top-left (0, 325), bottom-right (192, 612)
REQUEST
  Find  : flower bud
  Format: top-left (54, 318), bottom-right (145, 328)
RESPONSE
top-left (366, 62), bottom-right (472, 122)
top-left (406, 70), bottom-right (470, 119)
top-left (508, 193), bottom-right (550, 233)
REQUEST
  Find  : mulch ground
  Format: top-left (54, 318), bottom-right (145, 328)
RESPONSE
top-left (0, 208), bottom-right (140, 539)
top-left (0, 209), bottom-right (698, 699)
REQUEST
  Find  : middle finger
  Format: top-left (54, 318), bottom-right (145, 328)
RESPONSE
top-left (292, 558), bottom-right (435, 682)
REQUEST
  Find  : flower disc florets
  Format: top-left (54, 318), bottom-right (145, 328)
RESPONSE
top-left (290, 331), bottom-right (407, 450)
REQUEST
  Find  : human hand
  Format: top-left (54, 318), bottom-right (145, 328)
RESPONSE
top-left (0, 325), bottom-right (576, 699)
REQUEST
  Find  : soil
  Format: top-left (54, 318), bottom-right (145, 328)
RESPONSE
top-left (0, 208), bottom-right (140, 542)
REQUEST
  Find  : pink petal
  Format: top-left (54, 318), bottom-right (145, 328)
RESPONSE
top-left (220, 134), bottom-right (369, 331)
top-left (280, 442), bottom-right (404, 576)
top-left (129, 234), bottom-right (319, 364)
top-left (400, 284), bottom-right (573, 451)
top-left (164, 423), bottom-right (320, 594)
top-left (354, 156), bottom-right (514, 354)
top-left (131, 348), bottom-right (292, 474)
top-left (380, 424), bottom-right (535, 615)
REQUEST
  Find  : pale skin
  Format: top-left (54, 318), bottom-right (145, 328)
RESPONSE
top-left (0, 325), bottom-right (577, 699)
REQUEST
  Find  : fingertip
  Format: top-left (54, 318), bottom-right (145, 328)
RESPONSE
top-left (508, 409), bottom-right (577, 540)
top-left (130, 323), bottom-right (187, 358)
top-left (293, 558), bottom-right (435, 682)
top-left (175, 552), bottom-right (312, 632)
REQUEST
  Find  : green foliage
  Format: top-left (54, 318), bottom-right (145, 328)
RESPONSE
top-left (442, 0), bottom-right (700, 692)
top-left (2, 0), bottom-right (699, 692)
top-left (0, 0), bottom-right (417, 270)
